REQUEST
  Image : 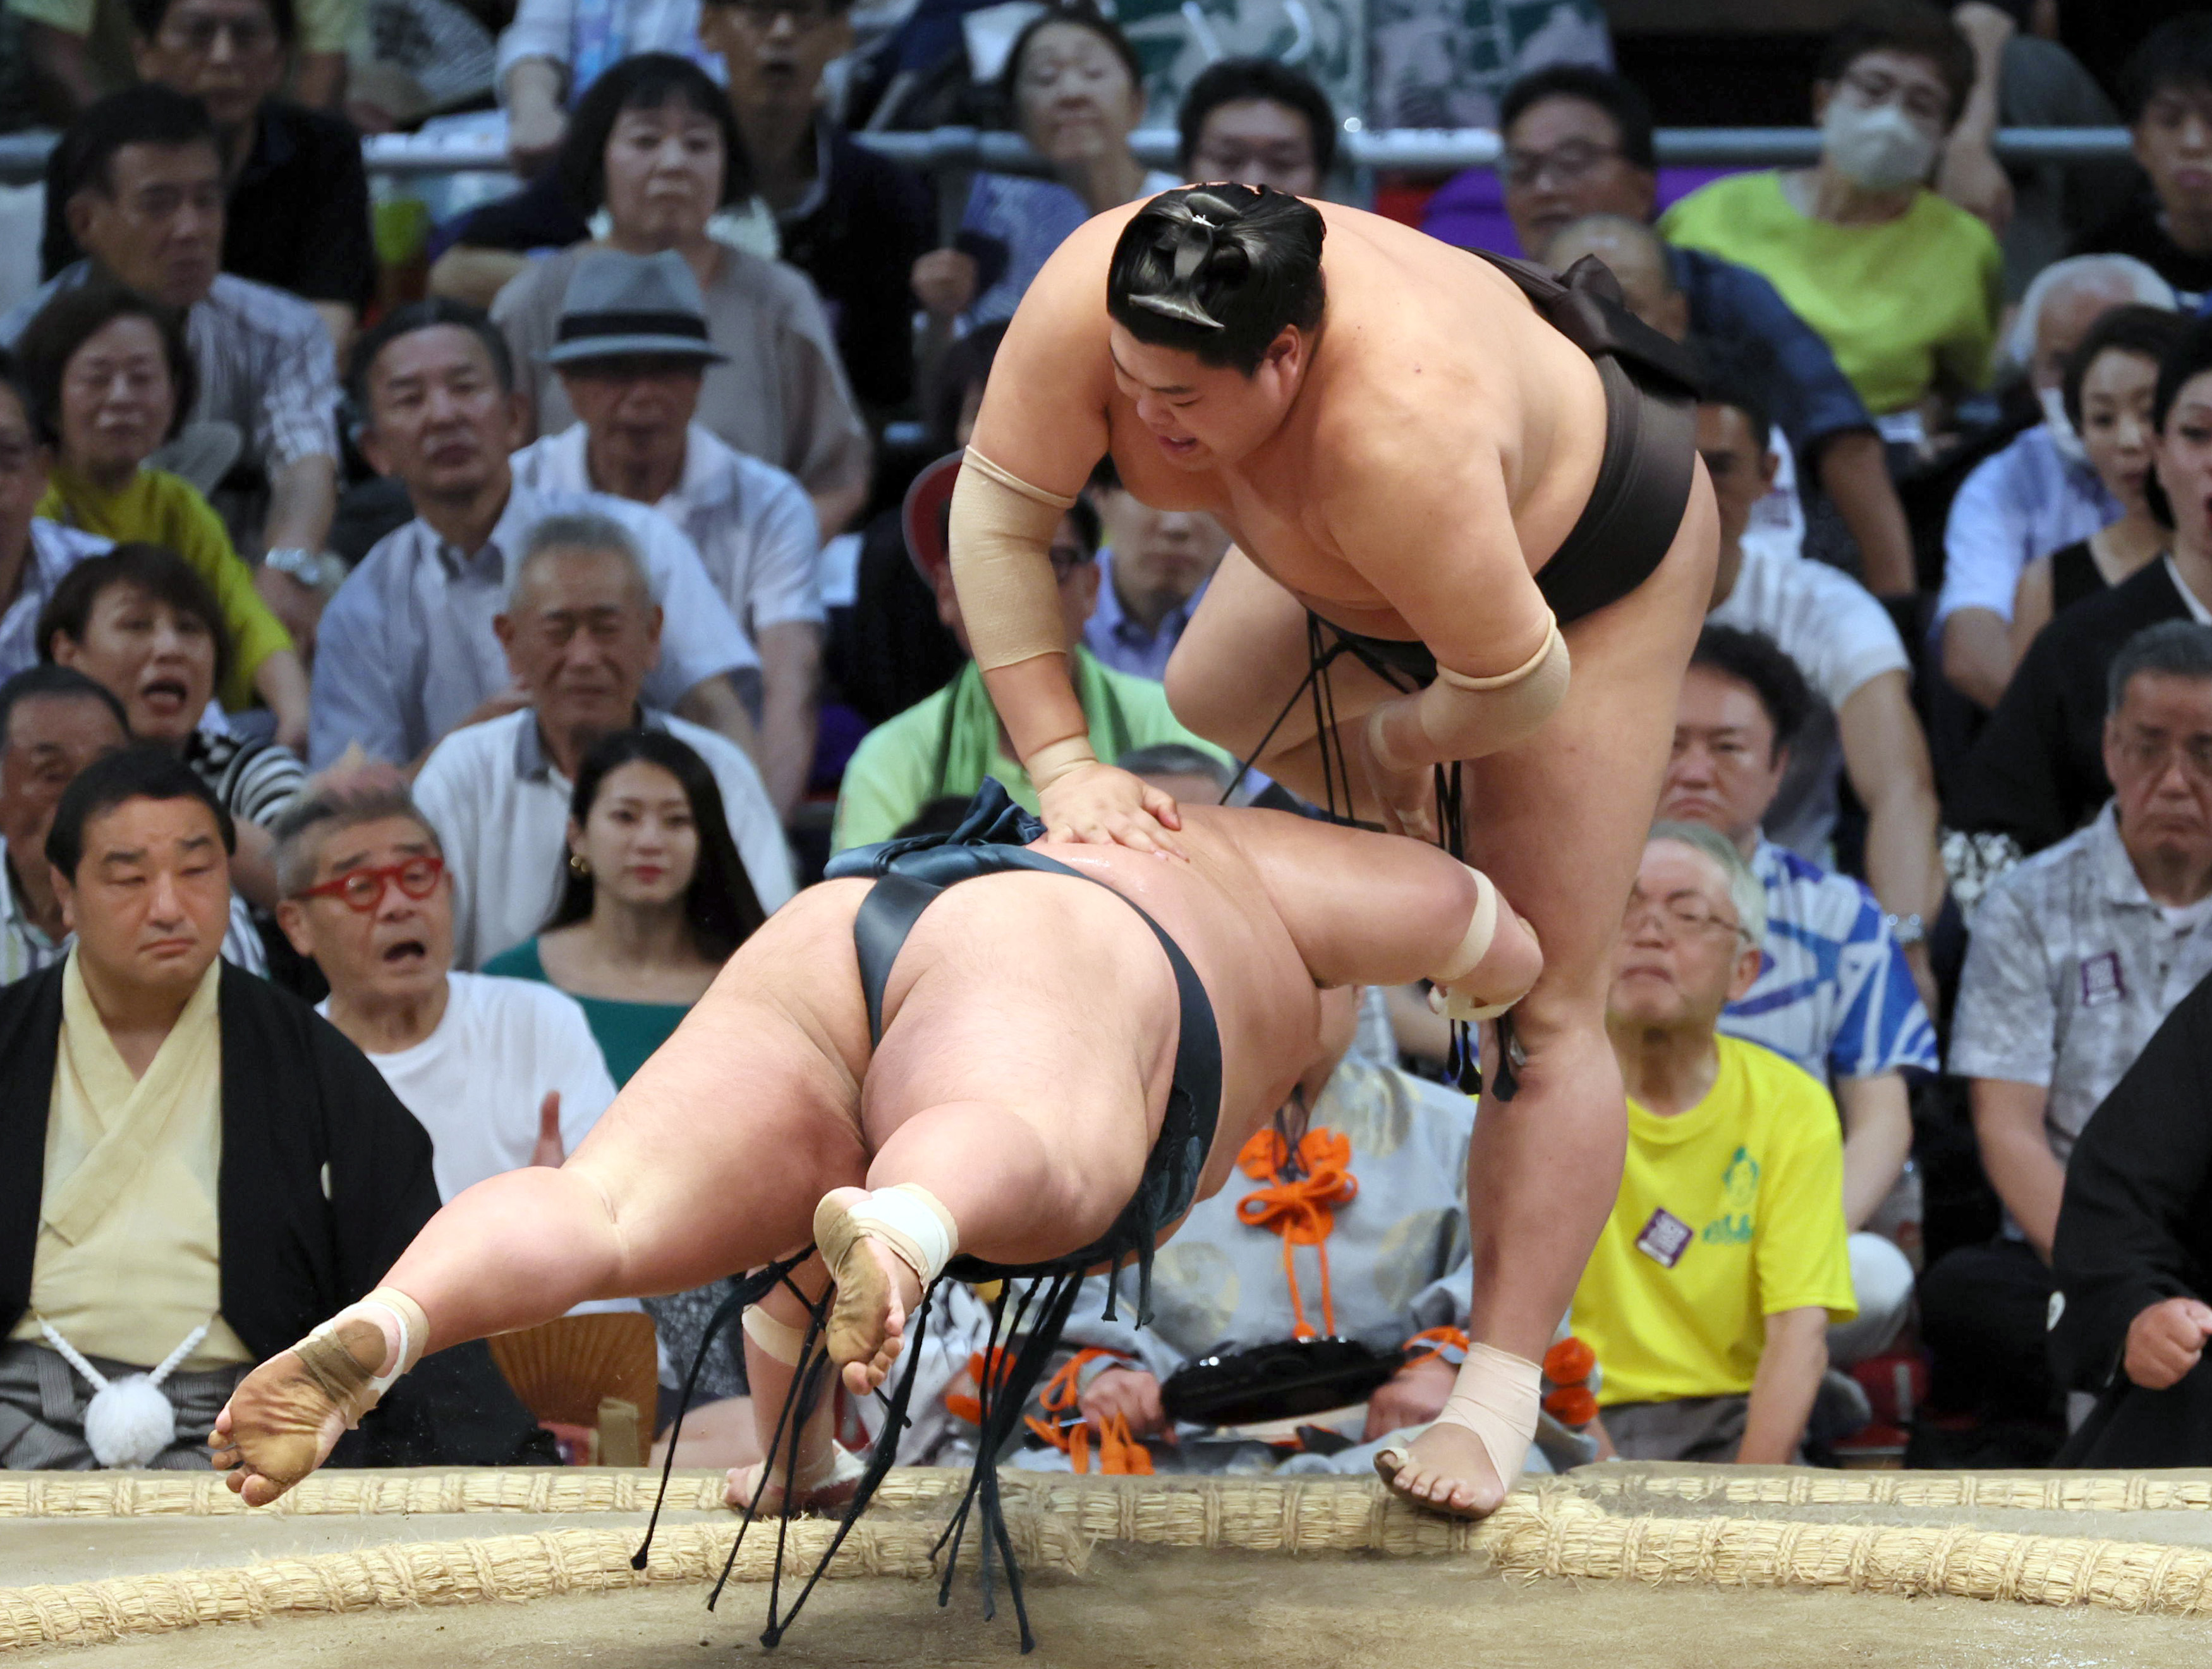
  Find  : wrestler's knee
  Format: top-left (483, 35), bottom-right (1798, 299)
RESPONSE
top-left (1503, 954), bottom-right (1610, 1050)
top-left (1162, 653), bottom-right (1268, 758)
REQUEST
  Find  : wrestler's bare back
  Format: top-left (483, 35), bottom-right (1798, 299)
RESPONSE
top-left (976, 199), bottom-right (1610, 656)
top-left (561, 806), bottom-right (1478, 1280)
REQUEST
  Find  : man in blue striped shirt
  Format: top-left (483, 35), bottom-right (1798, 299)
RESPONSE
top-left (1658, 625), bottom-right (1938, 1368)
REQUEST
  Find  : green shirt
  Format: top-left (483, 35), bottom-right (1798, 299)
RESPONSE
top-left (38, 465), bottom-right (295, 713)
top-left (480, 937), bottom-right (690, 1088)
top-left (1660, 170), bottom-right (2002, 416)
top-left (830, 649), bottom-right (1234, 852)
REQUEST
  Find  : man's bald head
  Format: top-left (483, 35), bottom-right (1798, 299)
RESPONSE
top-left (1543, 214), bottom-right (1687, 342)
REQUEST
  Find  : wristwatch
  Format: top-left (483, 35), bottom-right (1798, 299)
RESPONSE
top-left (263, 546), bottom-right (343, 595)
top-left (1884, 911), bottom-right (1927, 949)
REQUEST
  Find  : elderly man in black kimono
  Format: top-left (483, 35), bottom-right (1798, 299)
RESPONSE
top-left (0, 743), bottom-right (541, 1469)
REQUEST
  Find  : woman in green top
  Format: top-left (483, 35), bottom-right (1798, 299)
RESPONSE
top-left (15, 279), bottom-right (308, 746)
top-left (483, 727), bottom-right (768, 1084)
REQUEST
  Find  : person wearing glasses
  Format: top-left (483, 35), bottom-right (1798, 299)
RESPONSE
top-left (9, 0), bottom-right (353, 118)
top-left (273, 779), bottom-right (622, 1207)
top-left (36, 0), bottom-right (374, 355)
top-left (1927, 621), bottom-right (2212, 1460)
top-left (1565, 823), bottom-right (1855, 1466)
top-left (1483, 64), bottom-right (1916, 598)
top-left (1661, 3), bottom-right (2002, 436)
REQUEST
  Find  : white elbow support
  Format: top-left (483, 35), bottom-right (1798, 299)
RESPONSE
top-left (949, 449), bottom-right (1079, 673)
top-left (1416, 618), bottom-right (1571, 760)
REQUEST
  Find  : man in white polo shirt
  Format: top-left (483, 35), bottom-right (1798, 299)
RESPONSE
top-left (411, 512), bottom-right (794, 970)
top-left (510, 250), bottom-right (823, 815)
top-left (274, 780), bottom-right (617, 1203)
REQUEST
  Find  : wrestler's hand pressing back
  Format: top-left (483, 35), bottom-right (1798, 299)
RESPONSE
top-left (1037, 762), bottom-right (1187, 857)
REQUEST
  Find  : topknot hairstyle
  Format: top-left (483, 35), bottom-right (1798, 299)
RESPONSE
top-left (1106, 184), bottom-right (1325, 375)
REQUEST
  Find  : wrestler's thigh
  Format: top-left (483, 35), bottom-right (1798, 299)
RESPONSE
top-left (1462, 470), bottom-right (1719, 1027)
top-left (1163, 548), bottom-right (1402, 762)
top-left (566, 919), bottom-right (873, 1293)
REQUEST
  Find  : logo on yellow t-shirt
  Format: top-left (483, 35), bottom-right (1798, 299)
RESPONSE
top-left (1702, 1146), bottom-right (1760, 1246)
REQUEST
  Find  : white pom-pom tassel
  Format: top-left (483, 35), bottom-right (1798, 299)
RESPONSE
top-left (40, 1316), bottom-right (211, 1470)
top-left (83, 1375), bottom-right (178, 1468)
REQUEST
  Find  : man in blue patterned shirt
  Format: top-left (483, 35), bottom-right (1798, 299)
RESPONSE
top-left (1657, 625), bottom-right (1936, 1366)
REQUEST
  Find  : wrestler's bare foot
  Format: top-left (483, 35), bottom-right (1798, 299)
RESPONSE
top-left (1375, 1421), bottom-right (1509, 1520)
top-left (209, 1316), bottom-right (384, 1507)
top-left (816, 1187), bottom-right (925, 1397)
top-left (722, 1455), bottom-right (863, 1519)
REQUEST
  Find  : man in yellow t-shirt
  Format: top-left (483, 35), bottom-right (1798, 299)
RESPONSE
top-left (1571, 823), bottom-right (1856, 1465)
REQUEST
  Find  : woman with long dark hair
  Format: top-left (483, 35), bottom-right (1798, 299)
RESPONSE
top-left (485, 727), bottom-right (769, 1466)
top-left (483, 728), bottom-right (764, 1083)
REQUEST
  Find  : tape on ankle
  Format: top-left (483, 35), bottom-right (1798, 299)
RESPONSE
top-left (291, 1321), bottom-right (385, 1429)
top-left (741, 1305), bottom-right (812, 1367)
top-left (1427, 868), bottom-right (1516, 1023)
top-left (1434, 1342), bottom-right (1543, 1488)
top-left (1026, 734), bottom-right (1098, 791)
top-left (839, 1184), bottom-right (961, 1288)
top-left (949, 449), bottom-right (1079, 674)
top-left (291, 1287), bottom-right (428, 1428)
top-left (360, 1287), bottom-right (427, 1382)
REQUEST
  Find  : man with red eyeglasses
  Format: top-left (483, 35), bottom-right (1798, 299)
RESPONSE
top-left (0, 743), bottom-right (544, 1471)
top-left (272, 780), bottom-right (617, 1206)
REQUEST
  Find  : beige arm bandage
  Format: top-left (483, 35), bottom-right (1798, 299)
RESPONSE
top-left (1026, 734), bottom-right (1098, 790)
top-left (948, 449), bottom-right (1079, 674)
top-left (1413, 618), bottom-right (1571, 762)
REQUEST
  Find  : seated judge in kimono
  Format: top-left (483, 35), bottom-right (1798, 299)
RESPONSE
top-left (0, 743), bottom-right (542, 1470)
top-left (2053, 967), bottom-right (2212, 1467)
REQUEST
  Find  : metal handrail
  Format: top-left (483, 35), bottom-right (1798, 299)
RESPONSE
top-left (0, 122), bottom-right (2138, 183)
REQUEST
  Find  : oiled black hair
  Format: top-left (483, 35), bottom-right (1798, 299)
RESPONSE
top-left (1106, 184), bottom-right (1325, 376)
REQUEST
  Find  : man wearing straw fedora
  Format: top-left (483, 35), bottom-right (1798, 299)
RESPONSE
top-left (513, 250), bottom-right (825, 818)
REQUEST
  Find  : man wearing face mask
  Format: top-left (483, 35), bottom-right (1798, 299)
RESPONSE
top-left (1662, 3), bottom-right (2001, 440)
top-left (1936, 256), bottom-right (2177, 712)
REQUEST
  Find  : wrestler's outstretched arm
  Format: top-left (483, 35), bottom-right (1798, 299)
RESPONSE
top-left (951, 212), bottom-right (1189, 853)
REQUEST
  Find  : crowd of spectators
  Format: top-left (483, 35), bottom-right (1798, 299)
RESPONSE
top-left (3, 0), bottom-right (2212, 1484)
